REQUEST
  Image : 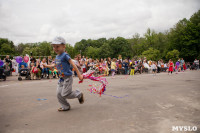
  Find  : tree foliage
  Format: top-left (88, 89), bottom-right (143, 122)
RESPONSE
top-left (166, 49), bottom-right (180, 63)
top-left (142, 48), bottom-right (160, 61)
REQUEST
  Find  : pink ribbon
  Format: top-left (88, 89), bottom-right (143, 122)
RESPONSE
top-left (79, 71), bottom-right (108, 96)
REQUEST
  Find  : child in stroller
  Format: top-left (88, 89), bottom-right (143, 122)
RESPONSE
top-left (4, 62), bottom-right (12, 76)
top-left (0, 67), bottom-right (6, 81)
top-left (18, 65), bottom-right (31, 81)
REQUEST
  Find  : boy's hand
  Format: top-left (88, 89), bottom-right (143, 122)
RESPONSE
top-left (79, 75), bottom-right (84, 81)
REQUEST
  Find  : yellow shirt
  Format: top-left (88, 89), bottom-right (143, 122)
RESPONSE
top-left (111, 61), bottom-right (117, 69)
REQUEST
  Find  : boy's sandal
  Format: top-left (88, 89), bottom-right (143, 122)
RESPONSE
top-left (58, 107), bottom-right (70, 111)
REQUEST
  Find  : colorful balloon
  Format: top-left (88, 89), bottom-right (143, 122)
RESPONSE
top-left (0, 60), bottom-right (4, 66)
top-left (23, 56), bottom-right (29, 63)
top-left (16, 56), bottom-right (23, 63)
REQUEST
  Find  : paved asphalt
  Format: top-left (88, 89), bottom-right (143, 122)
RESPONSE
top-left (0, 70), bottom-right (200, 133)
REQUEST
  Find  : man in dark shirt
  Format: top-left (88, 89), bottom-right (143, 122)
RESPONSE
top-left (5, 55), bottom-right (12, 65)
top-left (123, 59), bottom-right (129, 75)
top-left (5, 55), bottom-right (12, 75)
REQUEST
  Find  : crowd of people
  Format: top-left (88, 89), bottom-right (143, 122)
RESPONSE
top-left (0, 54), bottom-right (199, 80)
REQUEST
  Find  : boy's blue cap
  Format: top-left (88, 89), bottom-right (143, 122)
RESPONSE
top-left (51, 36), bottom-right (66, 45)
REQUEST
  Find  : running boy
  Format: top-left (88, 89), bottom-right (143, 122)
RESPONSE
top-left (43, 37), bottom-right (84, 111)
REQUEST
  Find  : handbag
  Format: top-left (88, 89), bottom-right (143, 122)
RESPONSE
top-left (32, 67), bottom-right (38, 73)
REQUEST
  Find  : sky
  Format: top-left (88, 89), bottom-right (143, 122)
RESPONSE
top-left (0, 0), bottom-right (199, 45)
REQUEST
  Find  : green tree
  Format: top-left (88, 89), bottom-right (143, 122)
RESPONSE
top-left (99, 43), bottom-right (113, 58)
top-left (142, 47), bottom-right (160, 61)
top-left (22, 47), bottom-right (31, 55)
top-left (109, 37), bottom-right (131, 58)
top-left (128, 33), bottom-right (146, 57)
top-left (31, 47), bottom-right (41, 56)
top-left (168, 10), bottom-right (200, 61)
top-left (166, 49), bottom-right (180, 62)
top-left (86, 46), bottom-right (100, 59)
top-left (144, 28), bottom-right (157, 49)
top-left (0, 38), bottom-right (15, 55)
top-left (74, 39), bottom-right (88, 55)
top-left (66, 43), bottom-right (75, 58)
top-left (38, 41), bottom-right (52, 56)
top-left (0, 43), bottom-right (15, 55)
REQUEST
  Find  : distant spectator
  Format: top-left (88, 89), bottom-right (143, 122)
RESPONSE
top-left (123, 59), bottom-right (129, 75)
top-left (194, 59), bottom-right (199, 70)
top-left (40, 58), bottom-right (48, 78)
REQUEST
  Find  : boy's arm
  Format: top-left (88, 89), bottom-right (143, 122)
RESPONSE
top-left (43, 63), bottom-right (56, 68)
top-left (69, 59), bottom-right (83, 81)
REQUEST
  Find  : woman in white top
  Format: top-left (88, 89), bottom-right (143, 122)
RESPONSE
top-left (12, 58), bottom-right (18, 76)
top-left (40, 58), bottom-right (48, 78)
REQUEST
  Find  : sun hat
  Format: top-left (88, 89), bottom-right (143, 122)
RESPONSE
top-left (51, 36), bottom-right (66, 45)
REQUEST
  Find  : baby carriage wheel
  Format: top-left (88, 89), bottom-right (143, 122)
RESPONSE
top-left (26, 75), bottom-right (31, 80)
top-left (18, 77), bottom-right (22, 81)
top-left (3, 75), bottom-right (6, 81)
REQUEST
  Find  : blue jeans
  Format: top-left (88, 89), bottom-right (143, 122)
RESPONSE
top-left (181, 65), bottom-right (183, 70)
top-left (125, 67), bottom-right (128, 75)
top-left (42, 68), bottom-right (48, 75)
